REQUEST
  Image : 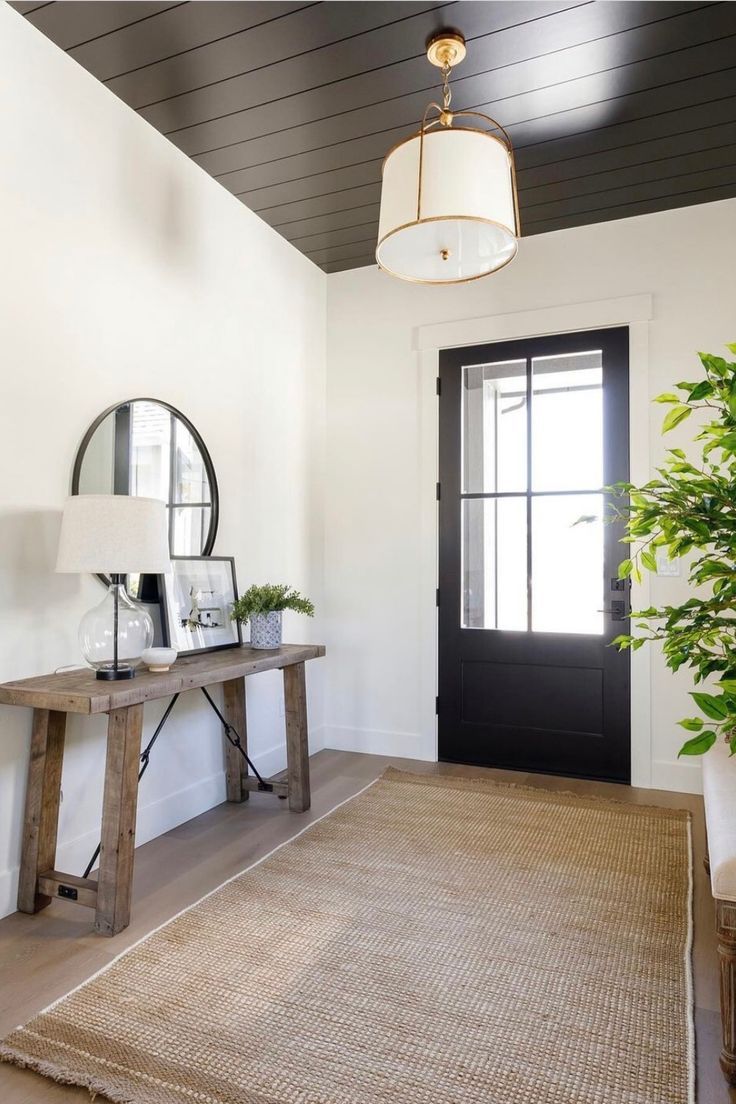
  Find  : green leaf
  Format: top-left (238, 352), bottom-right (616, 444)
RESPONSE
top-left (678, 730), bottom-right (717, 757)
top-left (688, 380), bottom-right (714, 401)
top-left (641, 550), bottom-right (657, 572)
top-left (617, 559), bottom-right (633, 580)
top-left (678, 717), bottom-right (704, 731)
top-left (725, 343), bottom-right (736, 356)
top-left (698, 352), bottom-right (729, 376)
top-left (662, 405), bottom-right (692, 433)
top-left (729, 734), bottom-right (736, 757)
top-left (718, 680), bottom-right (736, 695)
top-left (690, 692), bottom-right (729, 720)
top-left (653, 393), bottom-right (681, 404)
top-left (717, 432), bottom-right (736, 453)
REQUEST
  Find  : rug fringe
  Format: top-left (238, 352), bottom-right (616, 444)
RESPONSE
top-left (0, 1044), bottom-right (133, 1103)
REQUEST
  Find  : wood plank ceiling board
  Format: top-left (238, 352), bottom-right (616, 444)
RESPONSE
top-left (10, 0), bottom-right (736, 273)
top-left (19, 2), bottom-right (182, 49)
top-left (11, 1), bottom-right (52, 13)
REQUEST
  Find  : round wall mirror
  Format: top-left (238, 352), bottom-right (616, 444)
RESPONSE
top-left (72, 399), bottom-right (219, 586)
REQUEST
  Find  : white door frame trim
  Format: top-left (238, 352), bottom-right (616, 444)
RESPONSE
top-left (415, 294), bottom-right (653, 786)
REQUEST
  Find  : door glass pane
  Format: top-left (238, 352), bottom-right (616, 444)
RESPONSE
top-left (170, 506), bottom-right (211, 557)
top-left (462, 360), bottom-right (527, 493)
top-left (531, 494), bottom-right (603, 634)
top-left (462, 497), bottom-right (527, 630)
top-left (531, 351), bottom-right (602, 491)
top-left (130, 401), bottom-right (171, 500)
top-left (174, 420), bottom-right (210, 504)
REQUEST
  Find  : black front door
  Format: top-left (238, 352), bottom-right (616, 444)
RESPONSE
top-left (438, 327), bottom-right (630, 783)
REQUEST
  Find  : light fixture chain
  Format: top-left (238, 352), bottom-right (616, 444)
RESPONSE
top-left (442, 62), bottom-right (452, 111)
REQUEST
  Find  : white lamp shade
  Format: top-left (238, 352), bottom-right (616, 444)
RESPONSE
top-left (376, 127), bottom-right (518, 284)
top-left (56, 494), bottom-right (172, 574)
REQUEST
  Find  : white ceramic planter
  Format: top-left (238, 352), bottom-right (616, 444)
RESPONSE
top-left (250, 611), bottom-right (282, 649)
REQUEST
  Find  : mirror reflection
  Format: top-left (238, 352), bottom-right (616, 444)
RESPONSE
top-left (73, 399), bottom-right (218, 558)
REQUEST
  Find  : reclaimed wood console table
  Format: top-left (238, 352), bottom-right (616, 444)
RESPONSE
top-left (0, 644), bottom-right (325, 936)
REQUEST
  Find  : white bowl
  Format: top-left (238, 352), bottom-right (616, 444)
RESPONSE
top-left (141, 647), bottom-right (177, 673)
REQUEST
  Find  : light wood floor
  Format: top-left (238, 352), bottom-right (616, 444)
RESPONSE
top-left (0, 749), bottom-right (731, 1104)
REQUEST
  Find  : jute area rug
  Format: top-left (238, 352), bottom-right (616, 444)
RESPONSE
top-left (1, 769), bottom-right (693, 1104)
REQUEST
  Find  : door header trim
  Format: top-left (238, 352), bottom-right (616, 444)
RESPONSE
top-left (413, 294), bottom-right (652, 352)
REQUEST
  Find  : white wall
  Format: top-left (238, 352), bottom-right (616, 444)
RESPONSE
top-left (0, 5), bottom-right (326, 918)
top-left (324, 196), bottom-right (736, 794)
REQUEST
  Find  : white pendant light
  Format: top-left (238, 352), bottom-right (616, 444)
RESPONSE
top-left (376, 32), bottom-right (520, 285)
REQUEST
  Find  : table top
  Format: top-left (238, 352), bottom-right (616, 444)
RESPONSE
top-left (0, 644), bottom-right (326, 714)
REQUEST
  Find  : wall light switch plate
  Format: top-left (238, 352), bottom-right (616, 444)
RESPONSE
top-left (656, 549), bottom-right (680, 577)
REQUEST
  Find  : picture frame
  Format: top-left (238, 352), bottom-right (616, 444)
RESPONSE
top-left (160, 556), bottom-right (242, 656)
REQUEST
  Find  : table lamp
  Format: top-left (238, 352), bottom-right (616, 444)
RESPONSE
top-left (56, 494), bottom-right (172, 680)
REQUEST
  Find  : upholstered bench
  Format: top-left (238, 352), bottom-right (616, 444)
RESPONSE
top-left (702, 736), bottom-right (736, 1083)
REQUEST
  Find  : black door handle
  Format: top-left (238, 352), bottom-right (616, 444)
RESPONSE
top-left (597, 600), bottom-right (627, 621)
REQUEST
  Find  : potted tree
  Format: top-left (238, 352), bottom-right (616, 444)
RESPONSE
top-left (609, 343), bottom-right (736, 757)
top-left (231, 583), bottom-right (315, 650)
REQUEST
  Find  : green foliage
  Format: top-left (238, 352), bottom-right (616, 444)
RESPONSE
top-left (608, 345), bottom-right (736, 757)
top-left (678, 730), bottom-right (717, 756)
top-left (231, 583), bottom-right (315, 624)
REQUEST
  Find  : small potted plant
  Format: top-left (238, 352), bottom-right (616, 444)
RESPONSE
top-left (231, 583), bottom-right (315, 650)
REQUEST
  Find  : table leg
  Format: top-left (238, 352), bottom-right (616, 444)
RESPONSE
top-left (95, 704), bottom-right (144, 936)
top-left (17, 709), bottom-right (66, 913)
top-left (223, 677), bottom-right (248, 802)
top-left (283, 662), bottom-right (310, 813)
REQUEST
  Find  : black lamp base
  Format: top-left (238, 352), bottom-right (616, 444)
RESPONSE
top-left (96, 665), bottom-right (136, 681)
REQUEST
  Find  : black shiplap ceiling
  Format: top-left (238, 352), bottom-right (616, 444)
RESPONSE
top-left (12, 1), bottom-right (736, 273)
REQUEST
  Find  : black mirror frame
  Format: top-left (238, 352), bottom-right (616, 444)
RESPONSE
top-left (71, 397), bottom-right (219, 588)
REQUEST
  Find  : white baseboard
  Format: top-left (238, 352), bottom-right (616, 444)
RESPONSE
top-left (650, 758), bottom-right (703, 795)
top-left (0, 731), bottom-right (326, 921)
top-left (322, 724), bottom-right (431, 761)
top-left (0, 866), bottom-right (20, 925)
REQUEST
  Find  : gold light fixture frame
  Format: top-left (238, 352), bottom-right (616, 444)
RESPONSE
top-left (375, 32), bottom-right (521, 285)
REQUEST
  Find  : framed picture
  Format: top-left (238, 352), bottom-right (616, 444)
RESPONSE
top-left (161, 556), bottom-right (242, 656)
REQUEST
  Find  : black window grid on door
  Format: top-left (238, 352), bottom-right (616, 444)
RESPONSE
top-left (461, 356), bottom-right (605, 633)
top-left (441, 327), bottom-right (629, 640)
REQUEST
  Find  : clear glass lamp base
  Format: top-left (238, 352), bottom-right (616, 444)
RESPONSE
top-left (79, 581), bottom-right (154, 681)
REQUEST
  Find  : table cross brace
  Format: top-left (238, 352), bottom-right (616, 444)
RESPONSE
top-left (82, 687), bottom-right (280, 879)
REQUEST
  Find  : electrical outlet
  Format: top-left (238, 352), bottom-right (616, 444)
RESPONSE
top-left (656, 549), bottom-right (680, 577)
